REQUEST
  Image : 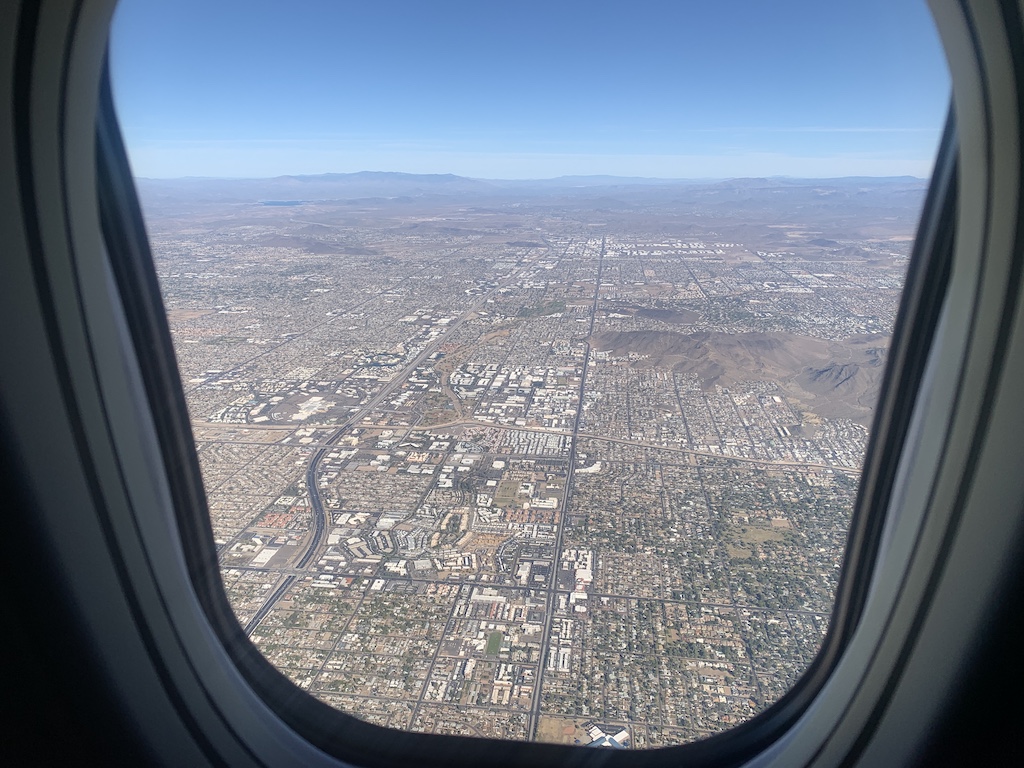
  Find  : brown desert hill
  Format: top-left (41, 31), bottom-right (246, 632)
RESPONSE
top-left (590, 329), bottom-right (889, 423)
top-left (796, 341), bottom-right (888, 419)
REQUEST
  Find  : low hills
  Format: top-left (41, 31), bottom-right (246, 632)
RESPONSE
top-left (590, 329), bottom-right (888, 423)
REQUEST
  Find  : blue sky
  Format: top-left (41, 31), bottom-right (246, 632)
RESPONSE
top-left (110, 0), bottom-right (950, 179)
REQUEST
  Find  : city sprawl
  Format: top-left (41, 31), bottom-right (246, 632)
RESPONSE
top-left (143, 174), bottom-right (922, 748)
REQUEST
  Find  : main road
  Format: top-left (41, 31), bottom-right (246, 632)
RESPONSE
top-left (526, 236), bottom-right (604, 740)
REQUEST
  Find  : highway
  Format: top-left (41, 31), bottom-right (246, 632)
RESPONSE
top-left (243, 574), bottom-right (295, 636)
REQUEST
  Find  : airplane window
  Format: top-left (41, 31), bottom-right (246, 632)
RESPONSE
top-left (107, 0), bottom-right (948, 751)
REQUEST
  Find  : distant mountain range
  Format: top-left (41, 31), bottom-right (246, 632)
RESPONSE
top-left (134, 171), bottom-right (929, 211)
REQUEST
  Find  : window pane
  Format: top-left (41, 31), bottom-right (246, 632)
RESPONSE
top-left (110, 0), bottom-right (948, 749)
